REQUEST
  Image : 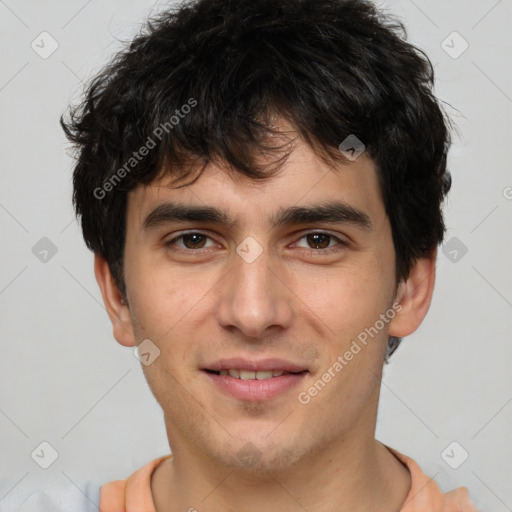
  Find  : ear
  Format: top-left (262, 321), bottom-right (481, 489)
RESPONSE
top-left (94, 254), bottom-right (136, 347)
top-left (388, 248), bottom-right (437, 338)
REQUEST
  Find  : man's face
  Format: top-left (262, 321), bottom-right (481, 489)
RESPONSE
top-left (122, 131), bottom-right (400, 471)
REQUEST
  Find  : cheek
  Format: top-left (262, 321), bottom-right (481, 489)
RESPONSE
top-left (296, 264), bottom-right (390, 343)
top-left (127, 264), bottom-right (210, 374)
top-left (125, 254), bottom-right (192, 335)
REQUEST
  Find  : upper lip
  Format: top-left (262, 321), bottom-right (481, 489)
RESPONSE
top-left (203, 358), bottom-right (308, 373)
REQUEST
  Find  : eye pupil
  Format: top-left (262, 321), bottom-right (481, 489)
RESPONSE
top-left (183, 233), bottom-right (206, 249)
top-left (307, 233), bottom-right (330, 249)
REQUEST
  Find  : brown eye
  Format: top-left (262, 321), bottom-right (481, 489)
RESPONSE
top-left (306, 233), bottom-right (331, 249)
top-left (294, 231), bottom-right (347, 256)
top-left (181, 233), bottom-right (207, 249)
top-left (166, 232), bottom-right (216, 252)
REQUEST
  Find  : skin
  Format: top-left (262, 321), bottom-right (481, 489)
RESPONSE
top-left (95, 122), bottom-right (437, 512)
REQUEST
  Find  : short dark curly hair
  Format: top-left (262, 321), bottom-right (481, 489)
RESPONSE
top-left (61, 0), bottom-right (453, 361)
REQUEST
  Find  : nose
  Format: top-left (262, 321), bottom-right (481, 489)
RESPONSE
top-left (215, 247), bottom-right (294, 340)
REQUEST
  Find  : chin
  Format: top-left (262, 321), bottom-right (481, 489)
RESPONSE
top-left (213, 436), bottom-right (306, 473)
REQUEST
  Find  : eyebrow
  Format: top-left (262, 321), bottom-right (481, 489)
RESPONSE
top-left (142, 200), bottom-right (373, 232)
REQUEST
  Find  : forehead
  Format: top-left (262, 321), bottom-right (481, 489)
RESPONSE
top-left (126, 133), bottom-right (387, 233)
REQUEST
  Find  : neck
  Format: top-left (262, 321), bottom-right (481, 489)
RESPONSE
top-left (151, 435), bottom-right (411, 512)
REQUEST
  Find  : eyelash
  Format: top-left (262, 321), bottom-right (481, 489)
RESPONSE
top-left (165, 231), bottom-right (348, 257)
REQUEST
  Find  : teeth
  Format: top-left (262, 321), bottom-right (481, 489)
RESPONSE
top-left (218, 369), bottom-right (288, 380)
top-left (256, 371), bottom-right (273, 380)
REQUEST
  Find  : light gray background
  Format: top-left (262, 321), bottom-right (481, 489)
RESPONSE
top-left (1, 0), bottom-right (511, 510)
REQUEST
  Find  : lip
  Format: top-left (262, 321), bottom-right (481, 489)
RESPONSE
top-left (203, 357), bottom-right (308, 373)
top-left (202, 358), bottom-right (309, 402)
top-left (204, 371), bottom-right (307, 401)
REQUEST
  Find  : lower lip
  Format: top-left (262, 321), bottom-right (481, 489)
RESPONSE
top-left (204, 371), bottom-right (307, 401)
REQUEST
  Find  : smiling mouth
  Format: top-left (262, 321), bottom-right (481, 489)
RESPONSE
top-left (203, 365), bottom-right (308, 401)
top-left (204, 369), bottom-right (307, 380)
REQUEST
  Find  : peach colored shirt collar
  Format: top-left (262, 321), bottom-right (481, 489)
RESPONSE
top-left (99, 446), bottom-right (477, 512)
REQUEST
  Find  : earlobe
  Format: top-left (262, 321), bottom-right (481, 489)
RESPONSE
top-left (93, 254), bottom-right (137, 347)
top-left (388, 249), bottom-right (437, 339)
